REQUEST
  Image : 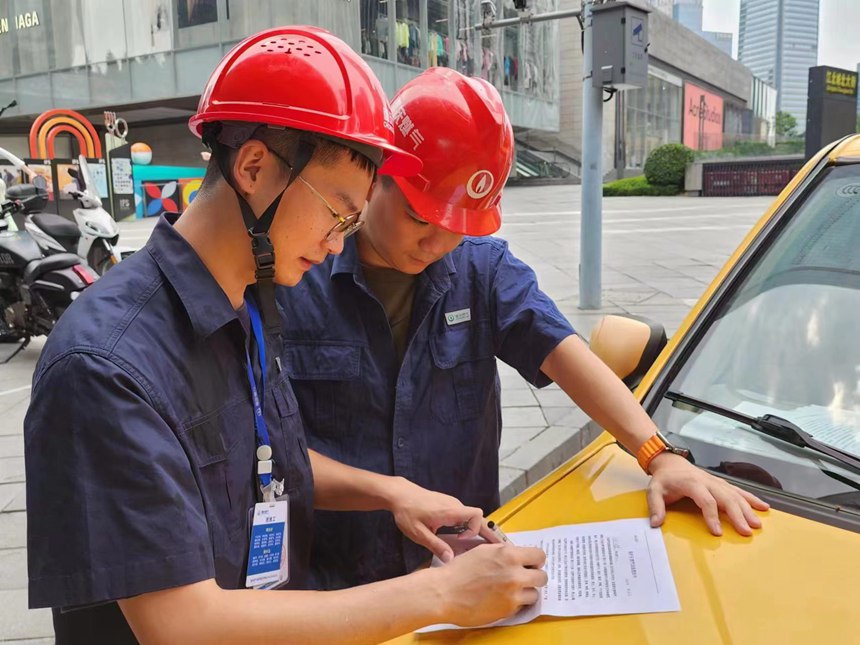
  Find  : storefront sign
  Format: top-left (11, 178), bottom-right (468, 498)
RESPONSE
top-left (0, 11), bottom-right (40, 35)
top-left (683, 82), bottom-right (724, 151)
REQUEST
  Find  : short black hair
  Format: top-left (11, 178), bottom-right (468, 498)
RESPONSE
top-left (200, 125), bottom-right (377, 193)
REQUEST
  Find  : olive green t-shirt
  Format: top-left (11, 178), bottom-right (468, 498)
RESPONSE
top-left (362, 264), bottom-right (417, 362)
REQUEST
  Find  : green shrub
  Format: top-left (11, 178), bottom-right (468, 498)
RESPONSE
top-left (643, 143), bottom-right (694, 187)
top-left (603, 175), bottom-right (680, 197)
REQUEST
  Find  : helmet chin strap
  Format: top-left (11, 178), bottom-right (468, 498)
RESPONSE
top-left (203, 124), bottom-right (315, 335)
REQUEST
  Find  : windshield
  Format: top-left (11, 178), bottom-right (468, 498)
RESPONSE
top-left (653, 164), bottom-right (860, 509)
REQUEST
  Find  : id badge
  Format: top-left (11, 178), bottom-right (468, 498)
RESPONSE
top-left (245, 498), bottom-right (289, 589)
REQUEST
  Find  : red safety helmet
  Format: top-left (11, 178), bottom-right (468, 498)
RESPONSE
top-left (189, 26), bottom-right (420, 176)
top-left (389, 67), bottom-right (514, 236)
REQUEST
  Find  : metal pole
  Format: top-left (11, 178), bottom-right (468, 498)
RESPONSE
top-left (463, 4), bottom-right (603, 310)
top-left (579, 0), bottom-right (602, 309)
top-left (463, 8), bottom-right (583, 32)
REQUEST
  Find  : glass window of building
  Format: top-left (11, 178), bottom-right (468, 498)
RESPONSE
top-left (427, 0), bottom-right (450, 68)
top-left (502, 21), bottom-right (520, 91)
top-left (624, 70), bottom-right (683, 169)
top-left (123, 0), bottom-right (173, 58)
top-left (499, 0), bottom-right (558, 99)
top-left (81, 0), bottom-right (127, 66)
top-left (12, 0), bottom-right (50, 75)
top-left (453, 0), bottom-right (478, 76)
top-left (175, 0), bottom-right (220, 50)
top-left (395, 0), bottom-right (421, 67)
top-left (360, 0), bottom-right (389, 59)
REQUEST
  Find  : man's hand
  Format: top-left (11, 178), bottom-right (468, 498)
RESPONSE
top-left (386, 477), bottom-right (487, 563)
top-left (647, 452), bottom-right (770, 536)
top-left (433, 543), bottom-right (548, 627)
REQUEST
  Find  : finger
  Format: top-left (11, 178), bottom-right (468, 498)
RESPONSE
top-left (415, 525), bottom-right (455, 563)
top-left (646, 482), bottom-right (667, 528)
top-left (523, 568), bottom-right (549, 588)
top-left (689, 485), bottom-right (722, 536)
top-left (738, 488), bottom-right (770, 511)
top-left (516, 588), bottom-right (540, 607)
top-left (456, 508), bottom-right (486, 539)
top-left (715, 492), bottom-right (753, 537)
top-left (737, 494), bottom-right (763, 529)
top-left (478, 519), bottom-right (503, 544)
top-left (514, 546), bottom-right (547, 568)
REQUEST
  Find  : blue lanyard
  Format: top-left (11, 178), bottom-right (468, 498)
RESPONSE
top-left (245, 296), bottom-right (272, 492)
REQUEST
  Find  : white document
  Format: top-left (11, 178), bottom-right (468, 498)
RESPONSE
top-left (418, 518), bottom-right (680, 633)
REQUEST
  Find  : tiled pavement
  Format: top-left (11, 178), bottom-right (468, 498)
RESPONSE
top-left (0, 185), bottom-right (773, 641)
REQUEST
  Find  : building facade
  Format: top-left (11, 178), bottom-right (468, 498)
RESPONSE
top-left (739, 0), bottom-right (819, 129)
top-left (0, 0), bottom-right (561, 167)
top-left (0, 0), bottom-right (773, 183)
top-left (524, 1), bottom-right (756, 176)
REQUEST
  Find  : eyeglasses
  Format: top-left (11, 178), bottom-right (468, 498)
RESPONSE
top-left (296, 175), bottom-right (366, 242)
top-left (264, 143), bottom-right (366, 242)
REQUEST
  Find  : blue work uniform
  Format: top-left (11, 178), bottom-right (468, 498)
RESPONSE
top-left (25, 214), bottom-right (314, 644)
top-left (277, 235), bottom-right (575, 589)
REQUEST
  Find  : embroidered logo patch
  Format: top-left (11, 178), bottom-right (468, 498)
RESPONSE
top-left (445, 308), bottom-right (472, 326)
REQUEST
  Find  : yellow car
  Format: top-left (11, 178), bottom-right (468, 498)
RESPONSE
top-left (389, 135), bottom-right (860, 643)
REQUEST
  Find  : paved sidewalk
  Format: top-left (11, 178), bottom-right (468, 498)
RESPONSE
top-left (493, 187), bottom-right (771, 503)
top-left (0, 186), bottom-right (772, 641)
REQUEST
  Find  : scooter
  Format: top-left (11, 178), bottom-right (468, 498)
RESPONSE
top-left (0, 181), bottom-right (95, 359)
top-left (0, 148), bottom-right (135, 275)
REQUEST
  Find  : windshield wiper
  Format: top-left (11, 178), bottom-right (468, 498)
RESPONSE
top-left (664, 390), bottom-right (860, 472)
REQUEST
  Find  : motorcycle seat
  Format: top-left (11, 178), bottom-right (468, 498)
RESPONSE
top-left (24, 253), bottom-right (81, 282)
top-left (31, 212), bottom-right (81, 242)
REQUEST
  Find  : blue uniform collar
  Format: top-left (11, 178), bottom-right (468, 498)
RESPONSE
top-left (147, 213), bottom-right (240, 338)
top-left (331, 234), bottom-right (458, 284)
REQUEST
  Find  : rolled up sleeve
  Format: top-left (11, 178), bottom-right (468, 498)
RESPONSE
top-left (490, 243), bottom-right (576, 387)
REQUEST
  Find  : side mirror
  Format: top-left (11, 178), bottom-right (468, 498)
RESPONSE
top-left (589, 315), bottom-right (667, 390)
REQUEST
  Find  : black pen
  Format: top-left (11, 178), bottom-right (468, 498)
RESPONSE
top-left (487, 520), bottom-right (514, 545)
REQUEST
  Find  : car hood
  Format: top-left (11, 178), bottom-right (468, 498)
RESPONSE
top-left (388, 435), bottom-right (860, 643)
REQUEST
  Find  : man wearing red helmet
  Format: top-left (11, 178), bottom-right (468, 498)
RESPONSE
top-left (24, 28), bottom-right (546, 644)
top-left (278, 67), bottom-right (769, 590)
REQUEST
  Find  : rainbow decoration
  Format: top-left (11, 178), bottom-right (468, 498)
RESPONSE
top-left (29, 109), bottom-right (102, 159)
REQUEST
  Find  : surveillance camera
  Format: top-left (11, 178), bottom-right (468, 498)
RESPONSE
top-left (513, 0), bottom-right (529, 10)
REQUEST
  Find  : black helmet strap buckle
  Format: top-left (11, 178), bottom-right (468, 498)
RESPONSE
top-left (202, 124), bottom-right (316, 335)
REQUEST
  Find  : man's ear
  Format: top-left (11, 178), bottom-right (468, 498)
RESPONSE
top-left (231, 139), bottom-right (268, 196)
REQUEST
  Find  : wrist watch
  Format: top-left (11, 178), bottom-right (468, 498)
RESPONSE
top-left (636, 431), bottom-right (690, 473)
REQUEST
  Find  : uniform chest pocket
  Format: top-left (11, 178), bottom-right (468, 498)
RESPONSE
top-left (272, 376), bottom-right (313, 496)
top-left (183, 400), bottom-right (255, 540)
top-left (282, 341), bottom-right (362, 439)
top-left (429, 321), bottom-right (495, 423)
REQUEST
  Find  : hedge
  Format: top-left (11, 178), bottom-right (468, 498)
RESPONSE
top-left (643, 143), bottom-right (694, 187)
top-left (603, 175), bottom-right (680, 197)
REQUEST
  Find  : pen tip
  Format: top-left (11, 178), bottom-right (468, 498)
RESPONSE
top-left (487, 520), bottom-right (495, 529)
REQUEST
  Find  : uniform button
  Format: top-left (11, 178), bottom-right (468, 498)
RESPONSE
top-left (396, 437), bottom-right (405, 449)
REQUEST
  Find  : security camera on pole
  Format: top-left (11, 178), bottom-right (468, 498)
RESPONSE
top-left (462, 0), bottom-right (650, 310)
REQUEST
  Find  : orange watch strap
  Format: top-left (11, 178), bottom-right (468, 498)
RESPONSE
top-left (637, 434), bottom-right (667, 473)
